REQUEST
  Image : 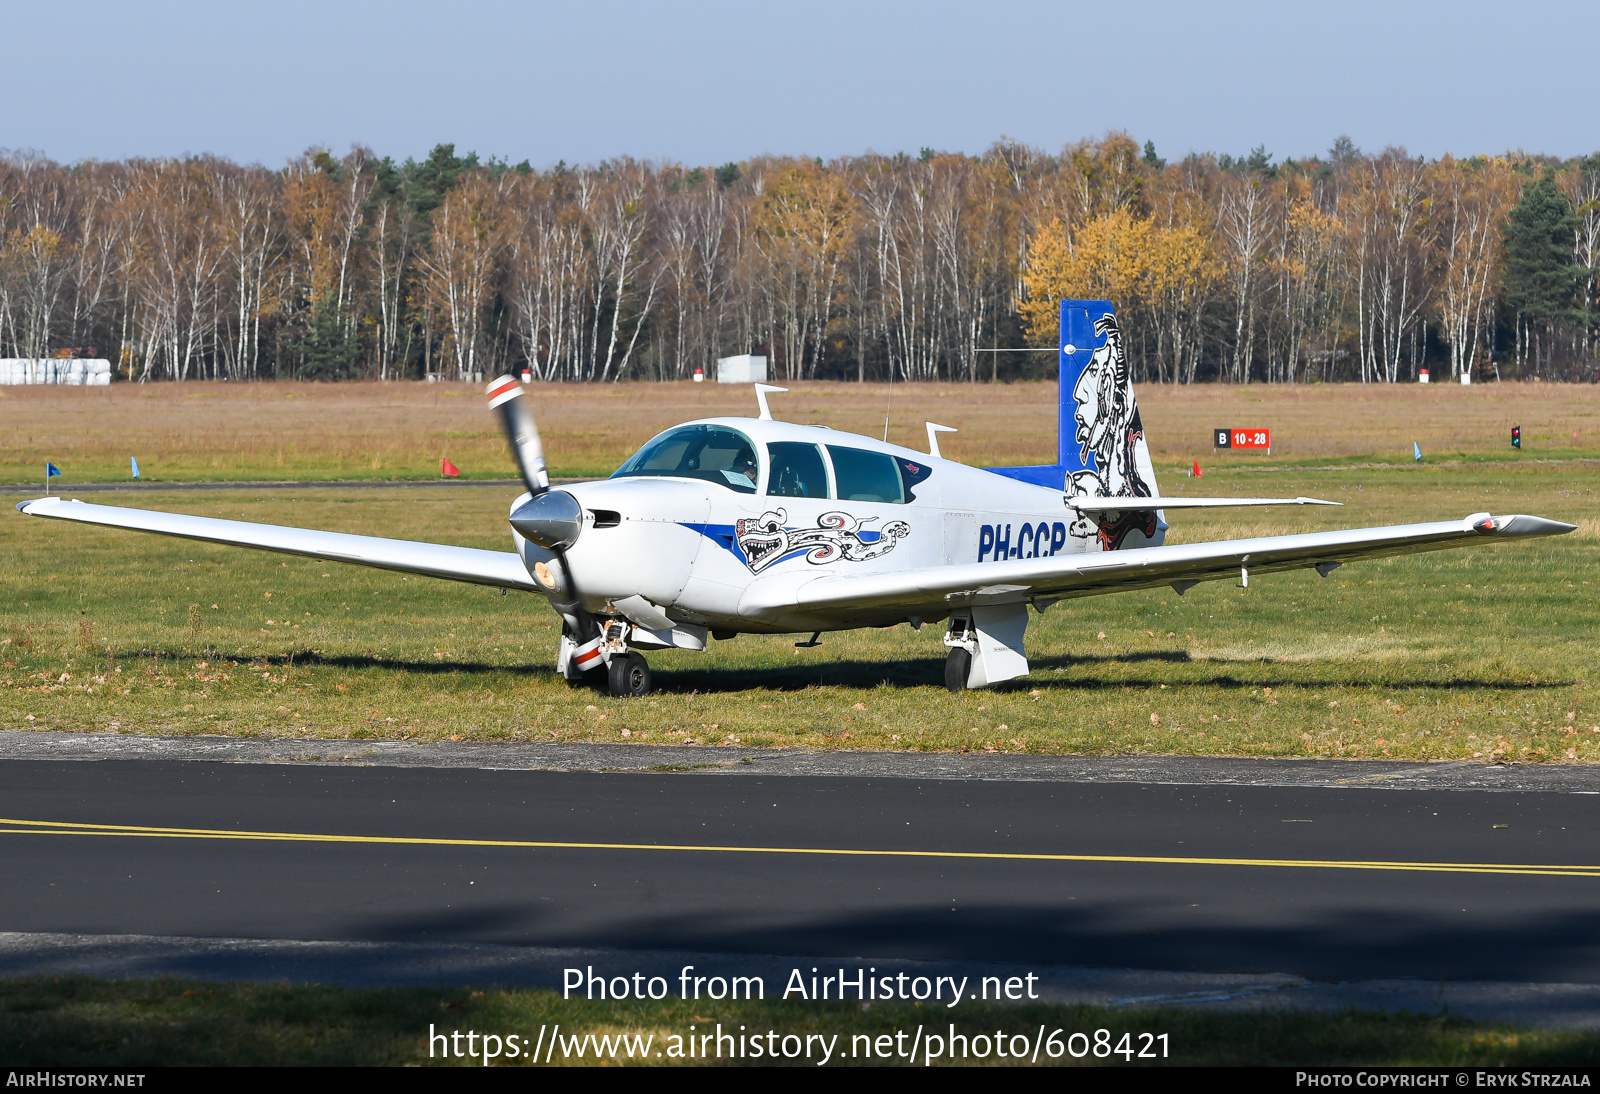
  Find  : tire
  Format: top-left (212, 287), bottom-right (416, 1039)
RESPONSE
top-left (607, 651), bottom-right (652, 698)
top-left (944, 647), bottom-right (971, 693)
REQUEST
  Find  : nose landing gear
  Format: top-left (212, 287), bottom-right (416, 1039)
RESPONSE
top-left (608, 651), bottom-right (652, 698)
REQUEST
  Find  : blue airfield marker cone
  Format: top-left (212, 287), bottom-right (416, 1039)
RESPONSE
top-left (131, 456), bottom-right (140, 480)
top-left (1413, 442), bottom-right (1422, 462)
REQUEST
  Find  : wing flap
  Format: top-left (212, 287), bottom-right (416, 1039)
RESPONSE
top-left (745, 512), bottom-right (1574, 618)
top-left (15, 497), bottom-right (537, 591)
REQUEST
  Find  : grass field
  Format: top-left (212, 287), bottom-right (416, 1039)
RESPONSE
top-left (1, 381), bottom-right (1596, 759)
top-left (3, 978), bottom-right (1598, 1067)
top-left (5, 378), bottom-right (1600, 483)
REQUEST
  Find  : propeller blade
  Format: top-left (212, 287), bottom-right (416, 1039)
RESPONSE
top-left (487, 375), bottom-right (549, 495)
top-left (487, 375), bottom-right (601, 664)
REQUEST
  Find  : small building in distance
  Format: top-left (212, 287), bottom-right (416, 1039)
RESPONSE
top-left (0, 359), bottom-right (112, 385)
top-left (715, 354), bottom-right (767, 384)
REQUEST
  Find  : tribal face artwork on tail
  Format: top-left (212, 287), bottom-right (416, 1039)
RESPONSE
top-left (735, 510), bottom-right (910, 573)
top-left (1068, 313), bottom-right (1157, 550)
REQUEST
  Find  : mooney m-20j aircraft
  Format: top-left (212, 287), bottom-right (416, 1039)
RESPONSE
top-left (16, 299), bottom-right (1575, 698)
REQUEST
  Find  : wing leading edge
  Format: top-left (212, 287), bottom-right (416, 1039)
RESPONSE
top-left (743, 512), bottom-right (1575, 619)
top-left (14, 497), bottom-right (538, 591)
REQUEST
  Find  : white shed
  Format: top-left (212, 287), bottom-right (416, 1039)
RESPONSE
top-left (715, 354), bottom-right (768, 384)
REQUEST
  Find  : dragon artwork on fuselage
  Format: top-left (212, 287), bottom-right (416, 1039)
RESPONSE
top-left (1069, 313), bottom-right (1158, 550)
top-left (735, 509), bottom-right (910, 573)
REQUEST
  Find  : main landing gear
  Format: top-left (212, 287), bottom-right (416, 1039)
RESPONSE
top-left (944, 647), bottom-right (971, 693)
top-left (943, 615), bottom-right (975, 692)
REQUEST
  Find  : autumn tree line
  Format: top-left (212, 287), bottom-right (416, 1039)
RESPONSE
top-left (1, 135), bottom-right (1596, 386)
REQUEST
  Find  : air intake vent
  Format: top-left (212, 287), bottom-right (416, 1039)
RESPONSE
top-left (590, 509), bottom-right (622, 528)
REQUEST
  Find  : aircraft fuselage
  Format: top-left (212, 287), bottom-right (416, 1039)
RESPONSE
top-left (515, 416), bottom-right (1166, 639)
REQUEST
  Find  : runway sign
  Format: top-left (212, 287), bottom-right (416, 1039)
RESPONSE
top-left (1213, 428), bottom-right (1270, 450)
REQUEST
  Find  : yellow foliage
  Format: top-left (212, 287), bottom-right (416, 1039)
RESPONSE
top-left (756, 163), bottom-right (854, 258)
top-left (1019, 210), bottom-right (1220, 344)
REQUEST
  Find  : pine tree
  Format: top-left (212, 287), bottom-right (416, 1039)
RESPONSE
top-left (299, 294), bottom-right (359, 379)
top-left (1502, 169), bottom-right (1584, 374)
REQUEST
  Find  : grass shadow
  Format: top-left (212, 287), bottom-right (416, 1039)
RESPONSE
top-left (116, 646), bottom-right (1575, 697)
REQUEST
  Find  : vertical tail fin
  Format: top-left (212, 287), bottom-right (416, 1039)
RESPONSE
top-left (985, 300), bottom-right (1162, 550)
top-left (1058, 300), bottom-right (1158, 501)
top-left (986, 299), bottom-right (1159, 500)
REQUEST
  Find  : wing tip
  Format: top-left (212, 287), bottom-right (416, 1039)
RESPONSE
top-left (1473, 513), bottom-right (1578, 536)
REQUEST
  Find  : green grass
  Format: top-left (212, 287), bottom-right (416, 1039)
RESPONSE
top-left (1, 458), bottom-right (1596, 760)
top-left (2, 978), bottom-right (1598, 1066)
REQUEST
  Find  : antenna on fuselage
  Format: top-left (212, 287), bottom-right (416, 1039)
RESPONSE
top-left (925, 422), bottom-right (957, 459)
top-left (755, 384), bottom-right (787, 421)
top-left (883, 363), bottom-right (893, 441)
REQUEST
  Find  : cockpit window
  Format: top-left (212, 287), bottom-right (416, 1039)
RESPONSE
top-left (611, 425), bottom-right (759, 493)
top-left (826, 446), bottom-right (906, 504)
top-left (766, 442), bottom-right (830, 499)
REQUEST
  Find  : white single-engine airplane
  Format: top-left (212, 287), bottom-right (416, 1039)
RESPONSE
top-left (16, 300), bottom-right (1576, 698)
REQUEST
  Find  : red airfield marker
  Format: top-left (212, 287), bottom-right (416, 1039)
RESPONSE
top-left (441, 457), bottom-right (461, 478)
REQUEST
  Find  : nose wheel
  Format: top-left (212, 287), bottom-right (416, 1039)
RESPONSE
top-left (607, 651), bottom-right (652, 698)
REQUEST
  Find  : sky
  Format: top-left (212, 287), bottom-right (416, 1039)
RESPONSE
top-left (4, 0), bottom-right (1596, 169)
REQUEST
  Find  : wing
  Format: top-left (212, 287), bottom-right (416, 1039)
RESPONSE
top-left (742, 512), bottom-right (1575, 619)
top-left (1069, 495), bottom-right (1340, 512)
top-left (14, 497), bottom-right (537, 591)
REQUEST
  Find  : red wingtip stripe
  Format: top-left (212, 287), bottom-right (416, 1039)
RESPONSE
top-left (487, 379), bottom-right (520, 402)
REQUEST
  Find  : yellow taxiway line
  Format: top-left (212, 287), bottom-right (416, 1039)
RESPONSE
top-left (0, 816), bottom-right (1596, 878)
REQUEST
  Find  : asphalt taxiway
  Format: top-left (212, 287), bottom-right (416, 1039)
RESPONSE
top-left (3, 738), bottom-right (1600, 996)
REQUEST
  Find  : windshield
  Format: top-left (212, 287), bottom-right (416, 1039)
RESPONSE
top-left (611, 425), bottom-right (759, 493)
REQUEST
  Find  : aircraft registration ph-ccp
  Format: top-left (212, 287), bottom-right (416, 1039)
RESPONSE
top-left (15, 299), bottom-right (1576, 698)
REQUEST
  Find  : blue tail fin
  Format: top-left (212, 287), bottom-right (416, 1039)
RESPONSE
top-left (986, 299), bottom-right (1158, 502)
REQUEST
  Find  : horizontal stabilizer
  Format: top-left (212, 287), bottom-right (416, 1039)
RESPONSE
top-left (14, 497), bottom-right (538, 591)
top-left (1068, 496), bottom-right (1340, 512)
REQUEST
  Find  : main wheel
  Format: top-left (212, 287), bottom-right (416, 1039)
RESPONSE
top-left (607, 651), bottom-right (652, 698)
top-left (944, 647), bottom-right (971, 692)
